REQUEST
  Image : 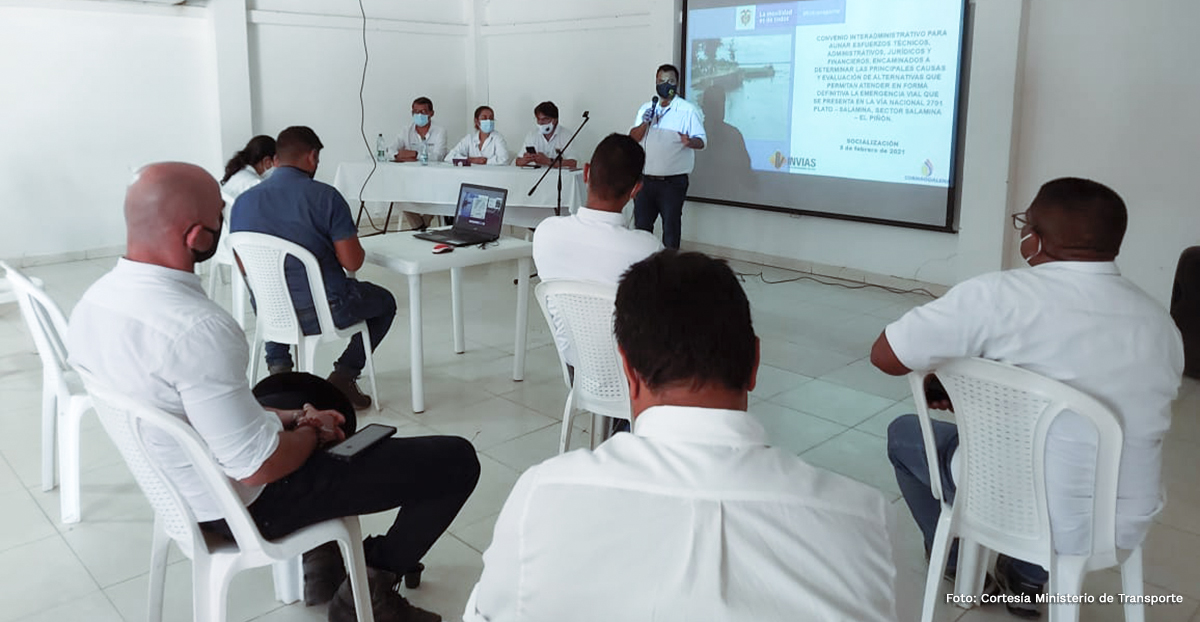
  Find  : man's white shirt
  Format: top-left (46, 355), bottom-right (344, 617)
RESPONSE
top-left (446, 131), bottom-right (511, 165)
top-left (532, 207), bottom-right (662, 364)
top-left (69, 259), bottom-right (280, 521)
top-left (522, 124), bottom-right (572, 161)
top-left (632, 97), bottom-right (706, 176)
top-left (464, 405), bottom-right (899, 622)
top-left (885, 261), bottom-right (1184, 554)
top-left (387, 123), bottom-right (448, 162)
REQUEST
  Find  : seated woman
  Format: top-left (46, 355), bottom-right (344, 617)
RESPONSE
top-left (221, 135), bottom-right (276, 199)
top-left (446, 105), bottom-right (511, 165)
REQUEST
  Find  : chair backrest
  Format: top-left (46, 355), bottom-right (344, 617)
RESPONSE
top-left (913, 358), bottom-right (1124, 567)
top-left (75, 367), bottom-right (271, 559)
top-left (213, 191), bottom-right (236, 266)
top-left (2, 262), bottom-right (72, 390)
top-left (535, 280), bottom-right (630, 420)
top-left (227, 231), bottom-right (337, 345)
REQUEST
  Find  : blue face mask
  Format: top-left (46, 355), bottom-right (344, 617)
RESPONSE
top-left (479, 119), bottom-right (495, 134)
top-left (413, 113), bottom-right (430, 127)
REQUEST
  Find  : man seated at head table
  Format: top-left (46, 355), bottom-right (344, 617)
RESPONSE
top-left (872, 177), bottom-right (1183, 619)
top-left (388, 96), bottom-right (448, 164)
top-left (387, 96), bottom-right (449, 231)
top-left (513, 101), bottom-right (577, 169)
top-left (464, 250), bottom-right (901, 622)
top-left (532, 132), bottom-right (662, 366)
top-left (68, 162), bottom-right (480, 622)
top-left (446, 105), bottom-right (511, 166)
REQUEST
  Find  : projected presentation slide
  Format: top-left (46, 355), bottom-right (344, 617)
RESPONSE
top-left (685, 0), bottom-right (967, 228)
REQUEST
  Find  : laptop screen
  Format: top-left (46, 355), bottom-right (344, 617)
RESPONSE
top-left (454, 184), bottom-right (508, 234)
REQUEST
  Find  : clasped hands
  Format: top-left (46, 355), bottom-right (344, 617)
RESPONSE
top-left (516, 152), bottom-right (553, 167)
top-left (292, 403), bottom-right (346, 445)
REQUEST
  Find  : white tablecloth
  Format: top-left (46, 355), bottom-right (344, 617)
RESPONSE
top-left (333, 161), bottom-right (586, 229)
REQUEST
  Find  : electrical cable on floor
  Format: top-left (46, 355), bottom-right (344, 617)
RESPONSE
top-left (355, 0), bottom-right (389, 235)
top-left (733, 270), bottom-right (938, 299)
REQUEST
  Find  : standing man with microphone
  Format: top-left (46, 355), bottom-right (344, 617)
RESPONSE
top-left (629, 63), bottom-right (706, 249)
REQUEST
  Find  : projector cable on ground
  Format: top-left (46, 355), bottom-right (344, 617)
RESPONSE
top-left (733, 270), bottom-right (938, 299)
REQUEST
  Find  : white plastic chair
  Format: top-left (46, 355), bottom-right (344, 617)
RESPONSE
top-left (910, 358), bottom-right (1146, 622)
top-left (228, 231), bottom-right (379, 412)
top-left (534, 280), bottom-right (632, 453)
top-left (76, 367), bottom-right (375, 622)
top-left (203, 192), bottom-right (249, 329)
top-left (2, 261), bottom-right (91, 524)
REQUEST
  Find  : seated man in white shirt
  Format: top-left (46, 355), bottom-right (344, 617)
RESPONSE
top-left (388, 96), bottom-right (448, 163)
top-left (871, 177), bottom-right (1184, 618)
top-left (446, 105), bottom-right (510, 165)
top-left (70, 163), bottom-right (480, 622)
top-left (465, 250), bottom-right (900, 622)
top-left (387, 96), bottom-right (449, 231)
top-left (533, 132), bottom-right (662, 366)
top-left (513, 101), bottom-right (577, 169)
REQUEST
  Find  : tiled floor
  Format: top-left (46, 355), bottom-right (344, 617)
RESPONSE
top-left (2, 254), bottom-right (1199, 621)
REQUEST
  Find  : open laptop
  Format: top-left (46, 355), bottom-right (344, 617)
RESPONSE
top-left (414, 183), bottom-right (509, 246)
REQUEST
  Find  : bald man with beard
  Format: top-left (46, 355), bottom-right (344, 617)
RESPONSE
top-left (69, 163), bottom-right (479, 622)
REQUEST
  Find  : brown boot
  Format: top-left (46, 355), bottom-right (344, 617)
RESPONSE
top-left (327, 369), bottom-right (372, 410)
top-left (327, 567), bottom-right (441, 622)
top-left (302, 541), bottom-right (346, 606)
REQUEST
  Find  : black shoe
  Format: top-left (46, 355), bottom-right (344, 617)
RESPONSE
top-left (993, 555), bottom-right (1044, 619)
top-left (327, 567), bottom-right (441, 622)
top-left (327, 370), bottom-right (372, 410)
top-left (931, 550), bottom-right (1000, 596)
top-left (303, 541), bottom-right (346, 606)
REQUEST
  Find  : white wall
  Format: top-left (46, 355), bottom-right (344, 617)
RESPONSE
top-left (247, 9), bottom-right (470, 188)
top-left (0, 3), bottom-right (222, 261)
top-left (1011, 0), bottom-right (1200, 305)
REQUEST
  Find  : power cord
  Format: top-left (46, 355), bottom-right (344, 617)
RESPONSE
top-left (354, 0), bottom-right (391, 235)
top-left (733, 270), bottom-right (938, 299)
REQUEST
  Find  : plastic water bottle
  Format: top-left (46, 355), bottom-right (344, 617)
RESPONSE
top-left (417, 140), bottom-right (428, 164)
top-left (375, 134), bottom-right (386, 161)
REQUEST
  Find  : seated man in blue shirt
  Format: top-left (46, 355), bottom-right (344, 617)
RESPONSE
top-left (232, 126), bottom-right (396, 410)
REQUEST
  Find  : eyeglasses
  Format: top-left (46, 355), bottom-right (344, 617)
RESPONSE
top-left (1011, 212), bottom-right (1029, 230)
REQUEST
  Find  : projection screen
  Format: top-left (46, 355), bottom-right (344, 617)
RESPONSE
top-left (683, 0), bottom-right (969, 230)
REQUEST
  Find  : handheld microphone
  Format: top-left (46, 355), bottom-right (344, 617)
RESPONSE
top-left (649, 96), bottom-right (659, 125)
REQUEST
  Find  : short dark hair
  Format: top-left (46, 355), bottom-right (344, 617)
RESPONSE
top-left (588, 133), bottom-right (644, 202)
top-left (474, 105), bottom-right (494, 120)
top-left (615, 251), bottom-right (756, 393)
top-left (657, 64), bottom-right (680, 81)
top-left (534, 101), bottom-right (559, 119)
top-left (275, 126), bottom-right (323, 160)
top-left (412, 96), bottom-right (434, 111)
top-left (1031, 177), bottom-right (1127, 255)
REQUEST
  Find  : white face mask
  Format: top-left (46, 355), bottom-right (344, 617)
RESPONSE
top-left (538, 122), bottom-right (555, 136)
top-left (1020, 232), bottom-right (1041, 266)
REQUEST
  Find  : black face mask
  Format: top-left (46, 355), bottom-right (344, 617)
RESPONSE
top-left (189, 220), bottom-right (222, 264)
top-left (656, 82), bottom-right (677, 100)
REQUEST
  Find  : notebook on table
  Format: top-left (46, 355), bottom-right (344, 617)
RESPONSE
top-left (414, 183), bottom-right (509, 247)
